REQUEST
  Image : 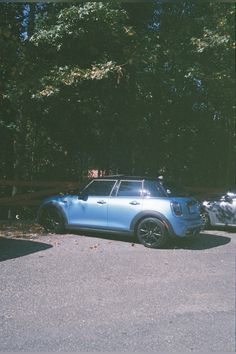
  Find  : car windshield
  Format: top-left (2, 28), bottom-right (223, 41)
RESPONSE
top-left (161, 181), bottom-right (190, 197)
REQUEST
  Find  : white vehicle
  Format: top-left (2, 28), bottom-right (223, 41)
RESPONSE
top-left (201, 191), bottom-right (236, 228)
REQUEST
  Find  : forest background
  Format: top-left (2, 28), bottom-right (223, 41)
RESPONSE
top-left (0, 1), bottom-right (235, 216)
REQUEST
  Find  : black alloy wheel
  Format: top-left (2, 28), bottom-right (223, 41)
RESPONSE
top-left (40, 207), bottom-right (65, 234)
top-left (136, 217), bottom-right (168, 248)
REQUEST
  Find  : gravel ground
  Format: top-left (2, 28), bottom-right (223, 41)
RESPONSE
top-left (0, 226), bottom-right (235, 352)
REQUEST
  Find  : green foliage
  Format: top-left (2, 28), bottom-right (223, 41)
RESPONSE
top-left (0, 2), bottom-right (235, 188)
top-left (34, 61), bottom-right (123, 99)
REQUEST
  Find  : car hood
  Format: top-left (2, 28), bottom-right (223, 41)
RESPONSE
top-left (42, 194), bottom-right (75, 204)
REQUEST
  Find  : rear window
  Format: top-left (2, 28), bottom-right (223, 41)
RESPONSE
top-left (143, 180), bottom-right (166, 197)
top-left (161, 181), bottom-right (190, 197)
top-left (117, 181), bottom-right (142, 197)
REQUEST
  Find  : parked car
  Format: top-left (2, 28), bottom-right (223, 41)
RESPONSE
top-left (38, 176), bottom-right (203, 248)
top-left (201, 190), bottom-right (236, 228)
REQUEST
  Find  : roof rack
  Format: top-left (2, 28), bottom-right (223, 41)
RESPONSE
top-left (98, 174), bottom-right (125, 178)
top-left (97, 175), bottom-right (164, 181)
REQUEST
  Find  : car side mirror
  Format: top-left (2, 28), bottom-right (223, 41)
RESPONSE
top-left (78, 193), bottom-right (88, 201)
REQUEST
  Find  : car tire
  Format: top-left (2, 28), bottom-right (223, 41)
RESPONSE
top-left (136, 217), bottom-right (168, 248)
top-left (40, 206), bottom-right (65, 234)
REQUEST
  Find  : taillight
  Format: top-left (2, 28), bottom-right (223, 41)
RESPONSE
top-left (186, 200), bottom-right (198, 214)
top-left (171, 201), bottom-right (183, 216)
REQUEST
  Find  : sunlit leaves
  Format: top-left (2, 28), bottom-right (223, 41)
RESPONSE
top-left (34, 62), bottom-right (123, 98)
top-left (30, 2), bottom-right (128, 50)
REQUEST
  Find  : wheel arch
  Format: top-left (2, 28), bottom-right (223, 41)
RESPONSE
top-left (38, 202), bottom-right (68, 226)
top-left (130, 210), bottom-right (174, 236)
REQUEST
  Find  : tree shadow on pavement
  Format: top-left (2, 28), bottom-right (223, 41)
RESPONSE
top-left (0, 237), bottom-right (52, 262)
top-left (165, 233), bottom-right (231, 250)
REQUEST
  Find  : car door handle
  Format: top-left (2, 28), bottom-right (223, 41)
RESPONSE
top-left (97, 200), bottom-right (107, 205)
top-left (129, 201), bottom-right (140, 205)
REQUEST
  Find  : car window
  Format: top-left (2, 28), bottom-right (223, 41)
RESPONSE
top-left (83, 180), bottom-right (116, 196)
top-left (117, 181), bottom-right (142, 197)
top-left (161, 181), bottom-right (190, 197)
top-left (143, 181), bottom-right (166, 197)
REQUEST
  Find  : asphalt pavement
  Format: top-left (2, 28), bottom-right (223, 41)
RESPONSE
top-left (0, 229), bottom-right (235, 352)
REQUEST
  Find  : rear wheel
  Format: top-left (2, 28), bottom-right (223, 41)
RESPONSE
top-left (136, 217), bottom-right (168, 248)
top-left (40, 207), bottom-right (65, 234)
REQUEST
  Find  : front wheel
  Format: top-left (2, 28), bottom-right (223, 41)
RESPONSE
top-left (40, 207), bottom-right (65, 234)
top-left (136, 217), bottom-right (168, 248)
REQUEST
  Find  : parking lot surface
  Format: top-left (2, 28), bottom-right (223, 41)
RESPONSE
top-left (0, 229), bottom-right (235, 352)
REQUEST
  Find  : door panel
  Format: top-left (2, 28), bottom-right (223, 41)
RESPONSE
top-left (107, 180), bottom-right (143, 231)
top-left (67, 196), bottom-right (109, 228)
top-left (66, 179), bottom-right (117, 228)
top-left (107, 197), bottom-right (143, 231)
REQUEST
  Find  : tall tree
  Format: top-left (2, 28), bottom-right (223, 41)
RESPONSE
top-left (0, 1), bottom-right (234, 190)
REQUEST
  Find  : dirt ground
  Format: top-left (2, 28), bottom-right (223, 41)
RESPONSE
top-left (0, 221), bottom-right (45, 239)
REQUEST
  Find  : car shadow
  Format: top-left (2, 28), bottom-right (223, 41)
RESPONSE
top-left (73, 230), bottom-right (231, 251)
top-left (0, 237), bottom-right (52, 262)
top-left (73, 230), bottom-right (137, 244)
top-left (163, 233), bottom-right (231, 250)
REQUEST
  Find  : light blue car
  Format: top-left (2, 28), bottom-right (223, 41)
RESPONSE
top-left (38, 176), bottom-right (203, 248)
